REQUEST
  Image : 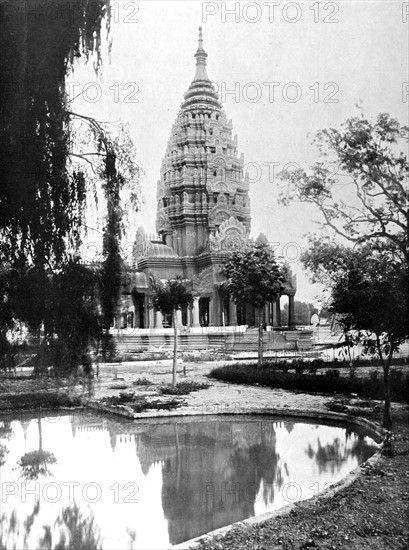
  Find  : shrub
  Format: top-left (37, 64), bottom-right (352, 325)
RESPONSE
top-left (0, 392), bottom-right (82, 411)
top-left (108, 383), bottom-right (128, 390)
top-left (276, 362), bottom-right (291, 374)
top-left (103, 391), bottom-right (135, 405)
top-left (129, 397), bottom-right (181, 413)
top-left (132, 377), bottom-right (152, 386)
top-left (292, 359), bottom-right (307, 376)
top-left (369, 370), bottom-right (379, 383)
top-left (158, 381), bottom-right (210, 395)
top-left (100, 392), bottom-right (182, 412)
top-left (390, 369), bottom-right (403, 384)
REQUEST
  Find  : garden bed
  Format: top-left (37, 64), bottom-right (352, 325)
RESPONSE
top-left (209, 363), bottom-right (409, 404)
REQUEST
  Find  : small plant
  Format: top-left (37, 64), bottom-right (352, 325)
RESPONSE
top-left (100, 392), bottom-right (183, 412)
top-left (131, 397), bottom-right (182, 413)
top-left (292, 359), bottom-right (306, 376)
top-left (369, 370), bottom-right (379, 383)
top-left (103, 391), bottom-right (135, 405)
top-left (159, 381), bottom-right (210, 395)
top-left (277, 362), bottom-right (291, 374)
top-left (132, 377), bottom-right (152, 386)
top-left (325, 368), bottom-right (340, 378)
top-left (390, 369), bottom-right (403, 384)
top-left (108, 383), bottom-right (128, 390)
top-left (308, 359), bottom-right (325, 375)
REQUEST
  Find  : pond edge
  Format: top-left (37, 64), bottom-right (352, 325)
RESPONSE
top-left (0, 401), bottom-right (385, 550)
top-left (88, 401), bottom-right (385, 550)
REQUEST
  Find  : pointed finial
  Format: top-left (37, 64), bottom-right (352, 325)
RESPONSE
top-left (198, 26), bottom-right (203, 50)
top-left (194, 26), bottom-right (209, 81)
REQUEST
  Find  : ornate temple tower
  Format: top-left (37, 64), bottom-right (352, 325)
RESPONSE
top-left (156, 28), bottom-right (251, 257)
top-left (129, 28), bottom-right (296, 330)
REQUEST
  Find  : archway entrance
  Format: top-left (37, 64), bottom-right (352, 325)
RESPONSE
top-left (132, 291), bottom-right (145, 328)
top-left (199, 297), bottom-right (210, 327)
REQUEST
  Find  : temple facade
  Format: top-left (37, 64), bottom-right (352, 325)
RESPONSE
top-left (123, 28), bottom-right (296, 330)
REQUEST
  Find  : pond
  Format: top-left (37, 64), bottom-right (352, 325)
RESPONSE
top-left (0, 412), bottom-right (378, 549)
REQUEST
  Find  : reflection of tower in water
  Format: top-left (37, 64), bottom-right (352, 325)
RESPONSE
top-left (154, 420), bottom-right (284, 546)
top-left (68, 414), bottom-right (286, 546)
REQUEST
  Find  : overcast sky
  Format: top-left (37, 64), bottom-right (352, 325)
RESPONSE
top-left (68, 0), bottom-right (408, 303)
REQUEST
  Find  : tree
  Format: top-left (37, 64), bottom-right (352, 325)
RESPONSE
top-left (0, 1), bottom-right (141, 370)
top-left (303, 239), bottom-right (409, 429)
top-left (18, 416), bottom-right (56, 481)
top-left (0, 0), bottom-right (111, 269)
top-left (221, 244), bottom-right (285, 367)
top-left (280, 113), bottom-right (408, 264)
top-left (152, 277), bottom-right (193, 386)
top-left (331, 253), bottom-right (407, 430)
top-left (280, 112), bottom-right (409, 427)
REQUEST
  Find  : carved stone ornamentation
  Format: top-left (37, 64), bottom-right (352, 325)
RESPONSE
top-left (209, 216), bottom-right (249, 252)
top-left (133, 226), bottom-right (153, 259)
top-left (156, 209), bottom-right (170, 231)
top-left (192, 267), bottom-right (214, 293)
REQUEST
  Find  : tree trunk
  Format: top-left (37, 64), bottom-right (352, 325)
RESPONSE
top-left (172, 309), bottom-right (178, 387)
top-left (382, 361), bottom-right (392, 431)
top-left (258, 306), bottom-right (264, 368)
top-left (38, 417), bottom-right (43, 452)
top-left (345, 330), bottom-right (354, 378)
top-left (376, 334), bottom-right (394, 431)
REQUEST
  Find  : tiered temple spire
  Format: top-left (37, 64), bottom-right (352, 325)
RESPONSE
top-left (155, 27), bottom-right (251, 256)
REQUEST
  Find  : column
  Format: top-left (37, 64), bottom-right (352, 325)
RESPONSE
top-left (148, 302), bottom-right (154, 328)
top-left (264, 304), bottom-right (269, 328)
top-left (176, 309), bottom-right (183, 327)
top-left (275, 297), bottom-right (281, 327)
top-left (211, 293), bottom-right (221, 326)
top-left (143, 295), bottom-right (150, 328)
top-left (288, 294), bottom-right (295, 328)
top-left (229, 299), bottom-right (237, 326)
top-left (155, 310), bottom-right (163, 329)
top-left (192, 297), bottom-right (200, 327)
top-left (209, 298), bottom-right (214, 326)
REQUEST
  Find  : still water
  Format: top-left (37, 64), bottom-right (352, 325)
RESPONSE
top-left (0, 412), bottom-right (378, 549)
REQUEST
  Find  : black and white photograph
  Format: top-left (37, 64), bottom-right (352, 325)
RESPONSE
top-left (0, 1), bottom-right (408, 548)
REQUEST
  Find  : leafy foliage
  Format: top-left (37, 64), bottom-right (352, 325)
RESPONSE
top-left (280, 113), bottom-right (408, 262)
top-left (152, 276), bottom-right (193, 315)
top-left (329, 250), bottom-right (408, 346)
top-left (221, 243), bottom-right (285, 366)
top-left (0, 0), bottom-right (111, 267)
top-left (18, 450), bottom-right (57, 481)
top-left (221, 243), bottom-right (285, 308)
top-left (303, 239), bottom-right (409, 428)
top-left (0, 1), bottom-right (141, 372)
top-left (100, 392), bottom-right (183, 412)
top-left (151, 276), bottom-right (193, 386)
top-left (1, 259), bottom-right (102, 375)
top-left (158, 381), bottom-right (210, 395)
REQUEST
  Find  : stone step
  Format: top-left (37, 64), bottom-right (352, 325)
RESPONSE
top-left (113, 330), bottom-right (309, 354)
